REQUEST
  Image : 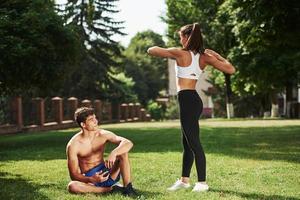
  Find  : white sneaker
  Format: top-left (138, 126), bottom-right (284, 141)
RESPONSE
top-left (167, 179), bottom-right (191, 191)
top-left (192, 182), bottom-right (209, 192)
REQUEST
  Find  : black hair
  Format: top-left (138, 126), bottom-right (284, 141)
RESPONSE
top-left (74, 107), bottom-right (95, 128)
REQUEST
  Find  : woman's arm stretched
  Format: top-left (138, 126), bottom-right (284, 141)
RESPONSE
top-left (203, 49), bottom-right (235, 74)
top-left (147, 46), bottom-right (183, 59)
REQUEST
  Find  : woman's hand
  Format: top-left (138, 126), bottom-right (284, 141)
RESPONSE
top-left (203, 49), bottom-right (235, 74)
top-left (204, 49), bottom-right (225, 61)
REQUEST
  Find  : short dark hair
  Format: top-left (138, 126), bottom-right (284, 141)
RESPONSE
top-left (74, 107), bottom-right (95, 128)
top-left (178, 23), bottom-right (204, 54)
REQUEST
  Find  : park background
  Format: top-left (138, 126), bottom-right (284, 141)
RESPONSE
top-left (0, 0), bottom-right (299, 199)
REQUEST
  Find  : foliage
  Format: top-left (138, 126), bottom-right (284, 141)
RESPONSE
top-left (58, 0), bottom-right (126, 100)
top-left (164, 0), bottom-right (221, 47)
top-left (0, 0), bottom-right (79, 96)
top-left (107, 71), bottom-right (138, 103)
top-left (146, 100), bottom-right (164, 121)
top-left (228, 0), bottom-right (300, 97)
top-left (164, 97), bottom-right (180, 119)
top-left (124, 30), bottom-right (167, 104)
top-left (164, 0), bottom-right (300, 116)
top-left (0, 95), bottom-right (11, 124)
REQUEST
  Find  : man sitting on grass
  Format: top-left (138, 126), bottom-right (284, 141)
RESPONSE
top-left (66, 107), bottom-right (137, 196)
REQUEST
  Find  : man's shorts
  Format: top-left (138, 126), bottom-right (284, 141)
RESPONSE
top-left (84, 163), bottom-right (120, 187)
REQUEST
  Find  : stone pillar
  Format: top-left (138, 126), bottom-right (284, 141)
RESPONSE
top-left (81, 99), bottom-right (91, 107)
top-left (11, 97), bottom-right (23, 127)
top-left (146, 113), bottom-right (151, 121)
top-left (106, 103), bottom-right (112, 122)
top-left (140, 108), bottom-right (146, 121)
top-left (67, 97), bottom-right (78, 121)
top-left (33, 97), bottom-right (45, 126)
top-left (94, 100), bottom-right (102, 122)
top-left (135, 103), bottom-right (141, 121)
top-left (128, 103), bottom-right (134, 121)
top-left (52, 97), bottom-right (63, 124)
top-left (111, 102), bottom-right (120, 122)
top-left (120, 103), bottom-right (128, 121)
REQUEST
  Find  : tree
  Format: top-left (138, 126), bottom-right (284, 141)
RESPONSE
top-left (58, 0), bottom-right (125, 100)
top-left (0, 0), bottom-right (79, 96)
top-left (228, 0), bottom-right (300, 117)
top-left (124, 30), bottom-right (167, 105)
top-left (164, 0), bottom-right (300, 118)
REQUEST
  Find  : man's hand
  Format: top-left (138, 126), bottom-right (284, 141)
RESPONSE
top-left (90, 170), bottom-right (109, 183)
top-left (105, 152), bottom-right (117, 169)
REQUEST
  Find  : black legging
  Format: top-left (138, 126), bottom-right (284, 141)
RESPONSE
top-left (178, 89), bottom-right (206, 182)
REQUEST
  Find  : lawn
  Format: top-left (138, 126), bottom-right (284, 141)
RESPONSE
top-left (0, 119), bottom-right (299, 200)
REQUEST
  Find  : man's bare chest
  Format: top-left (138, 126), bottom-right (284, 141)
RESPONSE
top-left (78, 139), bottom-right (106, 158)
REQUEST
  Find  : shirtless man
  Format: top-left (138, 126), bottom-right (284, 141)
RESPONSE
top-left (66, 107), bottom-right (137, 196)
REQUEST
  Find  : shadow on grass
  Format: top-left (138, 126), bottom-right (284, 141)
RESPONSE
top-left (102, 188), bottom-right (162, 199)
top-left (210, 188), bottom-right (300, 200)
top-left (0, 125), bottom-right (299, 163)
top-left (0, 171), bottom-right (52, 200)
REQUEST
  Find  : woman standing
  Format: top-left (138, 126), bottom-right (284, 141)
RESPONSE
top-left (147, 23), bottom-right (235, 192)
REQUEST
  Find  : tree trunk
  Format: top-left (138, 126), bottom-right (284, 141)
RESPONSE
top-left (271, 92), bottom-right (279, 118)
top-left (224, 73), bottom-right (234, 118)
top-left (286, 82), bottom-right (293, 118)
top-left (261, 93), bottom-right (271, 118)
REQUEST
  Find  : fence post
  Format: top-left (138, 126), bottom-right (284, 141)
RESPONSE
top-left (81, 99), bottom-right (91, 107)
top-left (146, 113), bottom-right (151, 121)
top-left (33, 97), bottom-right (45, 126)
top-left (52, 97), bottom-right (63, 124)
top-left (11, 97), bottom-right (23, 128)
top-left (134, 103), bottom-right (141, 121)
top-left (94, 100), bottom-right (102, 122)
top-left (128, 103), bottom-right (134, 121)
top-left (120, 103), bottom-right (128, 121)
top-left (111, 102), bottom-right (120, 122)
top-left (68, 97), bottom-right (78, 121)
top-left (106, 102), bottom-right (112, 122)
top-left (140, 108), bottom-right (146, 121)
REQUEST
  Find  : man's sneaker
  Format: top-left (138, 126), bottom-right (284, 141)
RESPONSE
top-left (192, 182), bottom-right (209, 192)
top-left (122, 182), bottom-right (138, 197)
top-left (167, 179), bottom-right (191, 191)
top-left (111, 184), bottom-right (124, 194)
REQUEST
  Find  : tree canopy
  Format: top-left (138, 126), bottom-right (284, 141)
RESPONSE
top-left (0, 0), bottom-right (79, 96)
top-left (164, 0), bottom-right (300, 116)
top-left (124, 30), bottom-right (167, 104)
top-left (58, 0), bottom-right (126, 100)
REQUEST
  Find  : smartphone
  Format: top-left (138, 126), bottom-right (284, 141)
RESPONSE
top-left (102, 168), bottom-right (110, 177)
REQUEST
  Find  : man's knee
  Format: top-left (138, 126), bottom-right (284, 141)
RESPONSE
top-left (68, 181), bottom-right (82, 194)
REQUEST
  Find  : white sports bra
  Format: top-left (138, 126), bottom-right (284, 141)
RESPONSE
top-left (175, 51), bottom-right (203, 80)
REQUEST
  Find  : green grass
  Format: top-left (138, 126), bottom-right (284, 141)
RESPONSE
top-left (0, 119), bottom-right (299, 200)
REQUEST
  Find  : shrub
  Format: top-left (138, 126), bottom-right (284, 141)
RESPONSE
top-left (165, 97), bottom-right (179, 120)
top-left (146, 100), bottom-right (164, 121)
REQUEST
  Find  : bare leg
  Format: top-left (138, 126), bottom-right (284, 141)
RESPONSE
top-left (181, 177), bottom-right (190, 184)
top-left (68, 181), bottom-right (112, 194)
top-left (113, 152), bottom-right (131, 186)
top-left (110, 153), bottom-right (137, 196)
top-left (109, 160), bottom-right (121, 180)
